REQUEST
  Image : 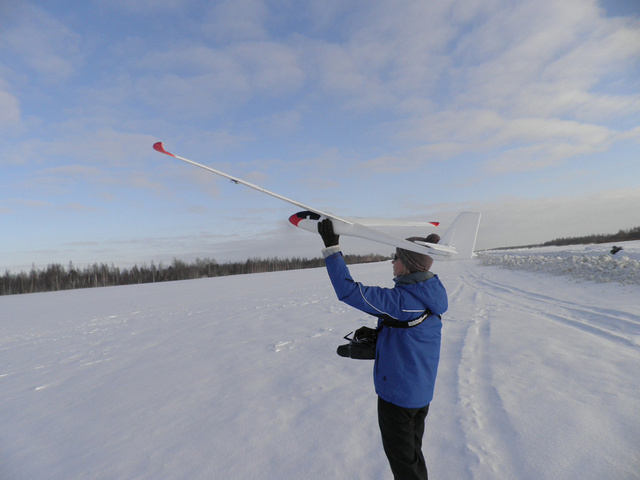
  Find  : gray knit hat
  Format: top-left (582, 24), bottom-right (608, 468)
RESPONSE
top-left (395, 234), bottom-right (440, 273)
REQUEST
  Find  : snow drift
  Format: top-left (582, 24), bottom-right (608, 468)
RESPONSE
top-left (479, 241), bottom-right (640, 285)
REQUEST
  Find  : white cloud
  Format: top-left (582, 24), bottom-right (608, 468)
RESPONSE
top-left (232, 41), bottom-right (305, 93)
top-left (304, 1), bottom-right (455, 110)
top-left (0, 90), bottom-right (20, 129)
top-left (619, 125), bottom-right (640, 143)
top-left (369, 0), bottom-right (640, 173)
top-left (1, 3), bottom-right (82, 83)
top-left (134, 41), bottom-right (304, 116)
top-left (398, 109), bottom-right (622, 173)
top-left (38, 165), bottom-right (104, 177)
top-left (108, 0), bottom-right (191, 14)
top-left (202, 0), bottom-right (268, 43)
top-left (62, 203), bottom-right (100, 213)
top-left (41, 129), bottom-right (159, 167)
top-left (9, 199), bottom-right (50, 209)
top-left (454, 2), bottom-right (640, 118)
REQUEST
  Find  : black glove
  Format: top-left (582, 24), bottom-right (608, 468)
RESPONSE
top-left (318, 218), bottom-right (340, 248)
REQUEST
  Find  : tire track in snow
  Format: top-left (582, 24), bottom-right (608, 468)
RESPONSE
top-left (452, 278), bottom-right (534, 480)
top-left (437, 270), bottom-right (533, 479)
top-left (472, 275), bottom-right (640, 349)
top-left (447, 261), bottom-right (640, 479)
top-left (429, 257), bottom-right (639, 479)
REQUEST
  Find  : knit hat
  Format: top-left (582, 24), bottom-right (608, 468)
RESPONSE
top-left (395, 234), bottom-right (440, 273)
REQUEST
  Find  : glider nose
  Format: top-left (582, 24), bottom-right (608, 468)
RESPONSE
top-left (289, 211), bottom-right (321, 229)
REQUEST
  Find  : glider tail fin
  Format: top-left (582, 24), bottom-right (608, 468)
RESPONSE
top-left (440, 212), bottom-right (481, 259)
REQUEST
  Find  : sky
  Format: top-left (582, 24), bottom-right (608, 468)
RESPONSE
top-left (1, 0), bottom-right (639, 271)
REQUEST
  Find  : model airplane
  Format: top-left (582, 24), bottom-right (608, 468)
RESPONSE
top-left (153, 142), bottom-right (481, 260)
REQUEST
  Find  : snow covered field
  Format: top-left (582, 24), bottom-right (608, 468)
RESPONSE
top-left (1, 242), bottom-right (639, 479)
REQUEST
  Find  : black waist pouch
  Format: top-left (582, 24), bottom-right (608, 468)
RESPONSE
top-left (336, 309), bottom-right (438, 360)
top-left (336, 326), bottom-right (379, 360)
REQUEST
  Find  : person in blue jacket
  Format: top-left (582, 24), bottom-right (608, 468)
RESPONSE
top-left (318, 219), bottom-right (448, 480)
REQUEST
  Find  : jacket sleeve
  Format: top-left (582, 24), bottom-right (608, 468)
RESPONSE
top-left (323, 250), bottom-right (403, 319)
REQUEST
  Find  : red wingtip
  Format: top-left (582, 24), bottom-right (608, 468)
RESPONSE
top-left (430, 222), bottom-right (440, 227)
top-left (288, 213), bottom-right (302, 227)
top-left (153, 142), bottom-right (175, 157)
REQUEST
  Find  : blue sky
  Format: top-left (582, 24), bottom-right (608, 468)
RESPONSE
top-left (1, 0), bottom-right (639, 271)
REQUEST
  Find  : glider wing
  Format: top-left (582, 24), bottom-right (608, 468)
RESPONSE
top-left (154, 142), bottom-right (480, 260)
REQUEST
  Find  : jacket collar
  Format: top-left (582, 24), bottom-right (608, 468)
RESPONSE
top-left (394, 271), bottom-right (435, 285)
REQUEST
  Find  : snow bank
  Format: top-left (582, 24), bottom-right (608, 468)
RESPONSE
top-left (478, 241), bottom-right (640, 284)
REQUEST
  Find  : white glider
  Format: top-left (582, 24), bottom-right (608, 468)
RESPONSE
top-left (153, 142), bottom-right (481, 260)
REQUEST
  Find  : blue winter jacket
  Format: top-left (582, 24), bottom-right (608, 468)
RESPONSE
top-left (324, 250), bottom-right (448, 408)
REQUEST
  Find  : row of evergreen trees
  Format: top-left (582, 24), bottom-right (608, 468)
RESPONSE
top-left (541, 226), bottom-right (640, 247)
top-left (0, 254), bottom-right (389, 296)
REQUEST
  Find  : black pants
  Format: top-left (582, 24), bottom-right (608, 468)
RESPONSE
top-left (378, 397), bottom-right (430, 480)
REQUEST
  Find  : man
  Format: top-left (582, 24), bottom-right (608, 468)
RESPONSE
top-left (318, 219), bottom-right (447, 480)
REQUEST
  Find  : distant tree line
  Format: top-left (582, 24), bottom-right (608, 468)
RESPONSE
top-left (484, 224), bottom-right (640, 252)
top-left (541, 225), bottom-right (640, 247)
top-left (0, 254), bottom-right (389, 296)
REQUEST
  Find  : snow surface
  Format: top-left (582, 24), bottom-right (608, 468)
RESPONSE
top-left (1, 241), bottom-right (639, 480)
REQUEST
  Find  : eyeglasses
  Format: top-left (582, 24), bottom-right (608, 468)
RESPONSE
top-left (392, 254), bottom-right (399, 261)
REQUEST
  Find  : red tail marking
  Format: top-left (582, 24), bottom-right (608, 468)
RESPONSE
top-left (430, 222), bottom-right (440, 227)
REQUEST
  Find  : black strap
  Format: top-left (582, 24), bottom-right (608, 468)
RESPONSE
top-left (374, 308), bottom-right (440, 329)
